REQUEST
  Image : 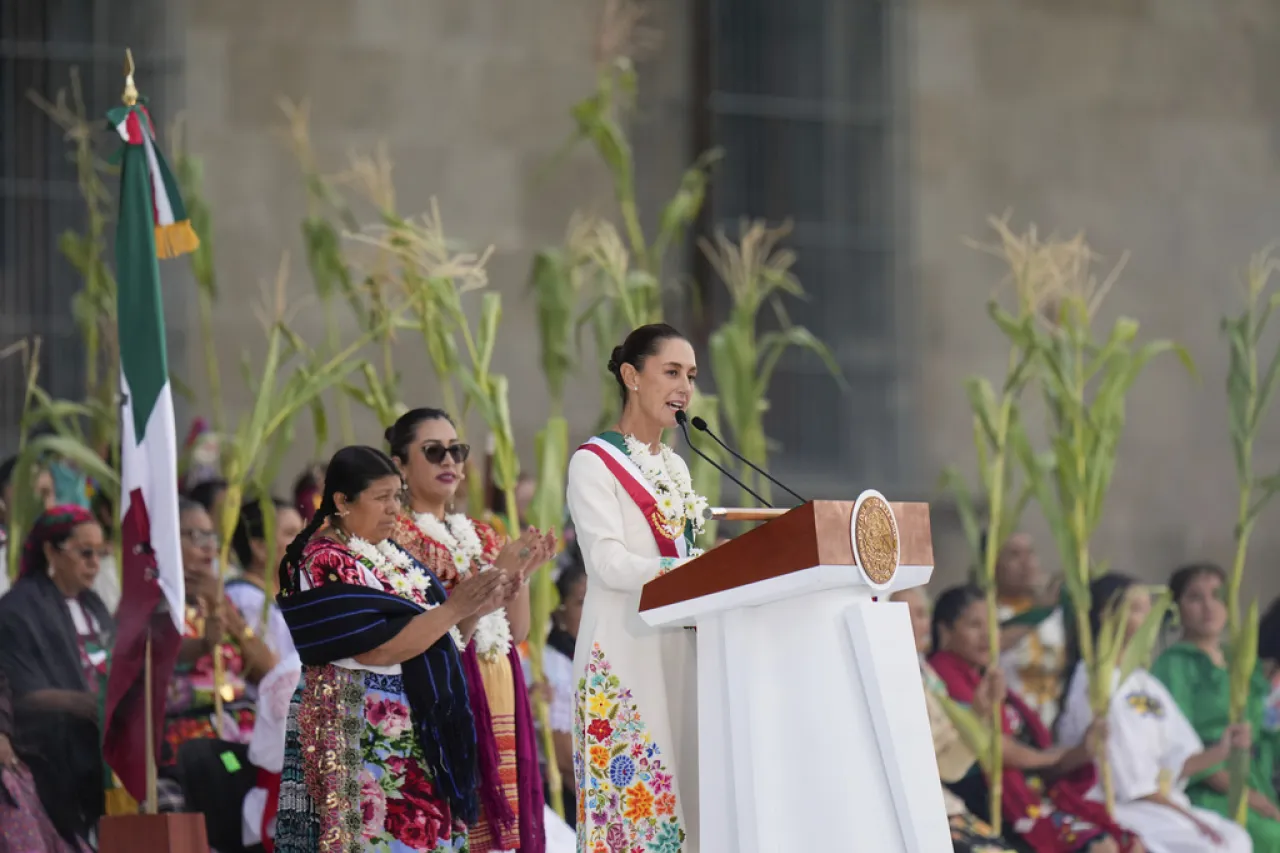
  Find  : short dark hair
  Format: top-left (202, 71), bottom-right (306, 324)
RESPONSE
top-left (929, 584), bottom-right (986, 654)
top-left (555, 545), bottom-right (586, 603)
top-left (606, 323), bottom-right (688, 406)
top-left (1168, 562), bottom-right (1226, 603)
top-left (232, 496), bottom-right (293, 568)
top-left (186, 479), bottom-right (227, 514)
top-left (385, 408), bottom-right (455, 464)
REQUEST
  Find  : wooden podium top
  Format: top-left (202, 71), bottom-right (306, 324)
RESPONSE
top-left (638, 499), bottom-right (932, 614)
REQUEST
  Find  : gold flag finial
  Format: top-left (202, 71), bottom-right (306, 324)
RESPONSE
top-left (122, 48), bottom-right (138, 106)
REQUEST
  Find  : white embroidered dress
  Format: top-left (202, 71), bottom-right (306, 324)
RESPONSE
top-left (1058, 662), bottom-right (1252, 853)
top-left (566, 434), bottom-right (700, 853)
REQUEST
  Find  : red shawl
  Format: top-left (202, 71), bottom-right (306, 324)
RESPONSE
top-left (928, 650), bottom-right (1136, 853)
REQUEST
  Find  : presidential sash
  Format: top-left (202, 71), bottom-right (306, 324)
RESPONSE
top-left (578, 432), bottom-right (691, 560)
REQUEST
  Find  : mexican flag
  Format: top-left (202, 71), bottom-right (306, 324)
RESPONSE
top-left (101, 97), bottom-right (199, 801)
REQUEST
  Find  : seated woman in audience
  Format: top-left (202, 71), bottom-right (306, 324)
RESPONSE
top-left (227, 497), bottom-right (304, 658)
top-left (1058, 574), bottom-right (1252, 853)
top-left (1150, 563), bottom-right (1280, 850)
top-left (0, 505), bottom-right (113, 848)
top-left (173, 656), bottom-right (301, 853)
top-left (164, 499), bottom-right (278, 767)
top-left (892, 587), bottom-right (1016, 853)
top-left (929, 584), bottom-right (1136, 853)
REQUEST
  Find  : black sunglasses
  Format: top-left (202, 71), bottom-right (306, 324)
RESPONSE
top-left (420, 443), bottom-right (470, 465)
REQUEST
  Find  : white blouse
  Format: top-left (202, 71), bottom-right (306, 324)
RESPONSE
top-left (1058, 662), bottom-right (1202, 805)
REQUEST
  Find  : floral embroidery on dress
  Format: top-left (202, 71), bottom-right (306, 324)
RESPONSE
top-left (1125, 691), bottom-right (1165, 718)
top-left (305, 540), bottom-right (370, 589)
top-left (575, 643), bottom-right (684, 853)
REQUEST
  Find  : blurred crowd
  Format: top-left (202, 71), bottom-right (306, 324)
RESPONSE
top-left (0, 450), bottom-right (585, 853)
top-left (4, 446), bottom-right (1280, 853)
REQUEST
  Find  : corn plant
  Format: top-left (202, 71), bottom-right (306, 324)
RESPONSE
top-left (213, 255), bottom-right (372, 570)
top-left (936, 695), bottom-right (996, 775)
top-left (280, 100), bottom-right (375, 446)
top-left (1220, 250), bottom-right (1280, 822)
top-left (170, 132), bottom-right (226, 435)
top-left (1011, 228), bottom-right (1193, 815)
top-left (29, 71), bottom-right (120, 458)
top-left (697, 220), bottom-right (841, 506)
top-left (1090, 585), bottom-right (1173, 811)
top-left (552, 6), bottom-right (718, 427)
top-left (5, 340), bottom-right (120, 580)
top-left (524, 416), bottom-right (570, 816)
top-left (683, 392), bottom-right (725, 547)
top-left (938, 216), bottom-right (1067, 834)
top-left (1227, 601), bottom-right (1260, 822)
top-left (348, 190), bottom-right (495, 513)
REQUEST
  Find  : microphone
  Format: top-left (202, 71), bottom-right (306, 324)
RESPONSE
top-left (675, 410), bottom-right (773, 508)
top-left (689, 415), bottom-right (807, 504)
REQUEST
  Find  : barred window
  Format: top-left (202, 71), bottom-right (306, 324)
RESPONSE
top-left (0, 0), bottom-right (180, 451)
top-left (699, 0), bottom-right (914, 497)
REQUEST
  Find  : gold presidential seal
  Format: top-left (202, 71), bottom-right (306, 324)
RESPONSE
top-left (851, 490), bottom-right (900, 587)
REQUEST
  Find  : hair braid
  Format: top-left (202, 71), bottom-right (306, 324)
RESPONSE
top-left (278, 494), bottom-right (334, 594)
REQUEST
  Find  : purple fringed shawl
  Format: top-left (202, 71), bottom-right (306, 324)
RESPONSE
top-left (462, 645), bottom-right (546, 853)
top-left (462, 644), bottom-right (515, 840)
top-left (510, 644), bottom-right (545, 853)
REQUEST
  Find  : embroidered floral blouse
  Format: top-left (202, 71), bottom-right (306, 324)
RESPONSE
top-left (390, 513), bottom-right (504, 591)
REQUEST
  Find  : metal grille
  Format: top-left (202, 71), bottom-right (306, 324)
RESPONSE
top-left (0, 0), bottom-right (181, 453)
top-left (702, 0), bottom-right (914, 496)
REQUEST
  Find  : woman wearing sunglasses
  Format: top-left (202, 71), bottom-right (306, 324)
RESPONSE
top-left (388, 408), bottom-right (556, 853)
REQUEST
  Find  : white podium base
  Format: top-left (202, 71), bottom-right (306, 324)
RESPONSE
top-left (695, 589), bottom-right (952, 852)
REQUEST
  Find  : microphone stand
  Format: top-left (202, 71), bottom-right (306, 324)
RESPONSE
top-left (676, 412), bottom-right (772, 508)
top-left (690, 417), bottom-right (807, 504)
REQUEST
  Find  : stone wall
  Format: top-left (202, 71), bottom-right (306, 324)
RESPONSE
top-left (913, 0), bottom-right (1280, 602)
top-left (181, 0), bottom-right (1280, 605)
top-left (182, 0), bottom-right (691, 472)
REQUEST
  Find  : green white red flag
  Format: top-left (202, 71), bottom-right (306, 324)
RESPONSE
top-left (101, 95), bottom-right (198, 800)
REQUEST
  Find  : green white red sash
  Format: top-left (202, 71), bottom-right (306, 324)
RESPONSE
top-left (579, 434), bottom-right (690, 560)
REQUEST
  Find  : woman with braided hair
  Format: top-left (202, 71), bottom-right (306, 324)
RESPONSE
top-left (273, 445), bottom-right (512, 853)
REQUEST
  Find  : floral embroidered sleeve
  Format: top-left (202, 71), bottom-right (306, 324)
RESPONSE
top-left (474, 521), bottom-right (505, 568)
top-left (302, 541), bottom-right (366, 590)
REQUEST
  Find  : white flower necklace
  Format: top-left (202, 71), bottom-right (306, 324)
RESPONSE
top-left (622, 434), bottom-right (708, 543)
top-left (346, 534), bottom-right (465, 650)
top-left (413, 511), bottom-right (513, 661)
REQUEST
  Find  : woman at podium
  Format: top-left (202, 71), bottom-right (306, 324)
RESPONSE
top-left (566, 324), bottom-right (706, 853)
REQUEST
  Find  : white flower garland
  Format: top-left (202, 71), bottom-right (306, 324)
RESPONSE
top-left (414, 512), bottom-right (513, 662)
top-left (622, 434), bottom-right (708, 544)
top-left (347, 535), bottom-right (465, 650)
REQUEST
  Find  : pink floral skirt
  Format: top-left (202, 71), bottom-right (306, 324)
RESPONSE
top-left (275, 666), bottom-right (469, 852)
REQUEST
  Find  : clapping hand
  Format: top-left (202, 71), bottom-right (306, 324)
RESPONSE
top-left (451, 570), bottom-right (509, 619)
top-left (495, 528), bottom-right (557, 583)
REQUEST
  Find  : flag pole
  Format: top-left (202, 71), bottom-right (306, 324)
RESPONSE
top-left (144, 627), bottom-right (158, 814)
top-left (122, 47), bottom-right (161, 816)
